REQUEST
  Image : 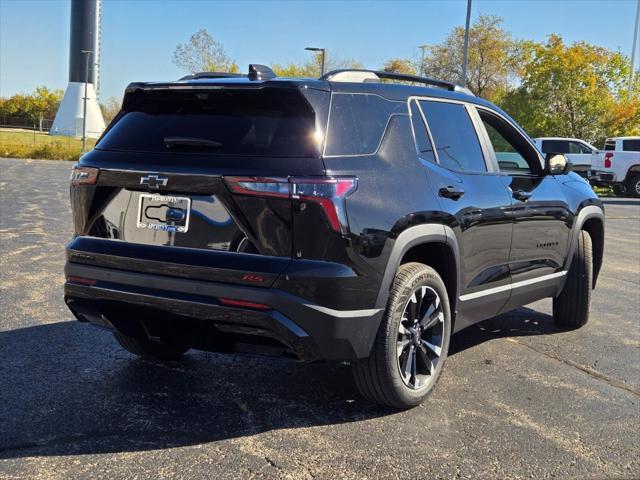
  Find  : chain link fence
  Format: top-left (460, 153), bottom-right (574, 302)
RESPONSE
top-left (1, 115), bottom-right (55, 132)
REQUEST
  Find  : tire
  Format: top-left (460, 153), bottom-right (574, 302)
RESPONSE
top-left (612, 184), bottom-right (625, 196)
top-left (352, 262), bottom-right (452, 409)
top-left (553, 230), bottom-right (593, 328)
top-left (626, 174), bottom-right (640, 198)
top-left (114, 332), bottom-right (189, 360)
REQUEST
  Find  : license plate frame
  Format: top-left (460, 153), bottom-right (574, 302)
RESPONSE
top-left (136, 193), bottom-right (192, 233)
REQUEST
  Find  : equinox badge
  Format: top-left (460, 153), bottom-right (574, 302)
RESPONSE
top-left (140, 174), bottom-right (168, 189)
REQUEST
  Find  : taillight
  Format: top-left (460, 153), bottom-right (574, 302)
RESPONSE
top-left (70, 166), bottom-right (99, 185)
top-left (224, 177), bottom-right (290, 198)
top-left (604, 152), bottom-right (613, 169)
top-left (66, 275), bottom-right (96, 286)
top-left (290, 177), bottom-right (357, 232)
top-left (218, 297), bottom-right (271, 310)
top-left (224, 176), bottom-right (357, 233)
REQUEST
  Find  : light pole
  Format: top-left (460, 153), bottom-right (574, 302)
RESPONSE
top-left (305, 47), bottom-right (326, 77)
top-left (461, 0), bottom-right (472, 86)
top-left (629, 0), bottom-right (640, 98)
top-left (418, 45), bottom-right (428, 76)
top-left (80, 49), bottom-right (93, 152)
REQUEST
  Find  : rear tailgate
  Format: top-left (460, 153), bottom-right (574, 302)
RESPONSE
top-left (69, 84), bottom-right (329, 287)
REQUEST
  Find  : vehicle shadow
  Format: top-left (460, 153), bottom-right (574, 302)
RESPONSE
top-left (449, 306), bottom-right (562, 355)
top-left (0, 306), bottom-right (560, 459)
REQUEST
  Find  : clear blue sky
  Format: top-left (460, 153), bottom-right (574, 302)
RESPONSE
top-left (1, 0), bottom-right (638, 102)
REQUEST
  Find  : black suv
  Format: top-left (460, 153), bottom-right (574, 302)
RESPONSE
top-left (65, 65), bottom-right (604, 408)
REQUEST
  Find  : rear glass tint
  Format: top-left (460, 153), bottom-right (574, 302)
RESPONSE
top-left (622, 139), bottom-right (640, 151)
top-left (97, 88), bottom-right (317, 157)
top-left (324, 93), bottom-right (405, 156)
top-left (419, 100), bottom-right (486, 172)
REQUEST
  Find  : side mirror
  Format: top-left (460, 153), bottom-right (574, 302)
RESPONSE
top-left (545, 153), bottom-right (572, 175)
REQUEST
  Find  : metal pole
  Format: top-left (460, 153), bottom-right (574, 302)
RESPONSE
top-left (81, 49), bottom-right (92, 151)
top-left (305, 47), bottom-right (326, 77)
top-left (419, 45), bottom-right (428, 76)
top-left (629, 0), bottom-right (640, 98)
top-left (461, 0), bottom-right (472, 86)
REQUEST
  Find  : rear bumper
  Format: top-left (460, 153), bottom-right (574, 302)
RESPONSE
top-left (64, 262), bottom-right (383, 362)
top-left (587, 170), bottom-right (616, 185)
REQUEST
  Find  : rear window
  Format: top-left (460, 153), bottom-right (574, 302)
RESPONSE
top-left (97, 89), bottom-right (317, 157)
top-left (622, 139), bottom-right (640, 152)
top-left (604, 140), bottom-right (616, 151)
top-left (541, 140), bottom-right (570, 154)
top-left (541, 140), bottom-right (591, 154)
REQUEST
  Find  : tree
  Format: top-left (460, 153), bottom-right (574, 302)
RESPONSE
top-left (0, 86), bottom-right (63, 127)
top-left (382, 58), bottom-right (416, 76)
top-left (498, 34), bottom-right (640, 146)
top-left (172, 29), bottom-right (239, 73)
top-left (100, 97), bottom-right (122, 123)
top-left (272, 52), bottom-right (363, 78)
top-left (421, 15), bottom-right (525, 98)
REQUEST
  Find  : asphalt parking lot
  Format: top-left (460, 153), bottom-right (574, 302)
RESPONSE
top-left (0, 157), bottom-right (638, 479)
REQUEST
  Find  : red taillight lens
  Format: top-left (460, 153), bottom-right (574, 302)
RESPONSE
top-left (218, 297), bottom-right (271, 310)
top-left (66, 275), bottom-right (96, 286)
top-left (290, 177), bottom-right (357, 232)
top-left (224, 177), bottom-right (290, 198)
top-left (70, 166), bottom-right (99, 185)
top-left (604, 152), bottom-right (613, 169)
top-left (224, 176), bottom-right (357, 233)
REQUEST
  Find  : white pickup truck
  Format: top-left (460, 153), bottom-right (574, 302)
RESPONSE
top-left (534, 136), bottom-right (640, 196)
top-left (533, 137), bottom-right (615, 184)
top-left (591, 137), bottom-right (640, 196)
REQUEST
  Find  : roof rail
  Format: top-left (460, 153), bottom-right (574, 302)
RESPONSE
top-left (320, 69), bottom-right (474, 96)
top-left (179, 72), bottom-right (246, 81)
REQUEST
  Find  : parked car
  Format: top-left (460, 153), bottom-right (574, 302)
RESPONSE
top-left (591, 136), bottom-right (640, 196)
top-left (533, 137), bottom-right (614, 185)
top-left (64, 65), bottom-right (605, 408)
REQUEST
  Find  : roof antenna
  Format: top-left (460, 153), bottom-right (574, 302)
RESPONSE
top-left (248, 64), bottom-right (276, 81)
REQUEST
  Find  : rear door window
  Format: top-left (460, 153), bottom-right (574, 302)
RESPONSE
top-left (623, 139), bottom-right (640, 151)
top-left (419, 100), bottom-right (486, 172)
top-left (540, 140), bottom-right (570, 154)
top-left (97, 88), bottom-right (317, 157)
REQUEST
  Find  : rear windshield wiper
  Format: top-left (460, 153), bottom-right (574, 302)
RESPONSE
top-left (164, 136), bottom-right (223, 149)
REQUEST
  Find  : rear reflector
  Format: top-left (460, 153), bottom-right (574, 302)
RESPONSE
top-left (70, 166), bottom-right (99, 185)
top-left (224, 176), bottom-right (357, 233)
top-left (66, 275), bottom-right (97, 286)
top-left (218, 297), bottom-right (272, 310)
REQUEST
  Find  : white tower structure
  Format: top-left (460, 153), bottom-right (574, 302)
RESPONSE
top-left (51, 0), bottom-right (105, 139)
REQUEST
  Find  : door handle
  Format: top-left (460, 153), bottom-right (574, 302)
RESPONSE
top-left (512, 190), bottom-right (532, 202)
top-left (439, 185), bottom-right (465, 200)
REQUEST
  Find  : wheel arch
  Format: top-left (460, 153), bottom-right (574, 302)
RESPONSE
top-left (565, 205), bottom-right (604, 289)
top-left (375, 224), bottom-right (460, 324)
top-left (623, 164), bottom-right (640, 182)
top-left (581, 216), bottom-right (604, 288)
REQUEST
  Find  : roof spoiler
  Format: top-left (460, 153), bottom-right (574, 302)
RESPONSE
top-left (320, 69), bottom-right (474, 95)
top-left (176, 64), bottom-right (277, 82)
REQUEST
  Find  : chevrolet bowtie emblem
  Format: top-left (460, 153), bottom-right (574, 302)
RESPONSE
top-left (140, 174), bottom-right (168, 189)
